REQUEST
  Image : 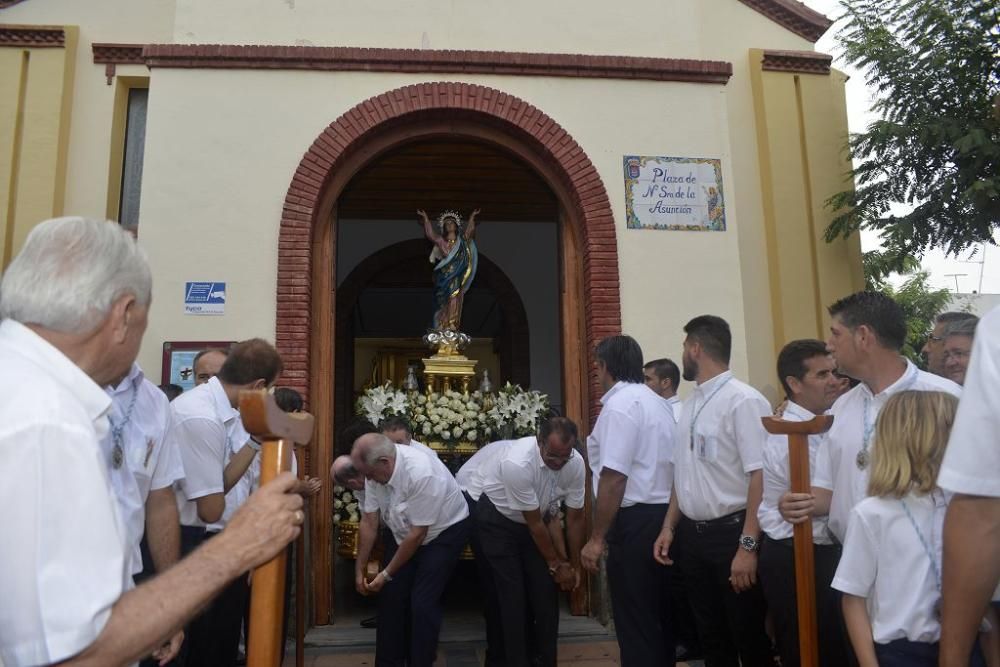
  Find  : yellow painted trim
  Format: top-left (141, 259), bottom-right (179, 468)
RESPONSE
top-left (106, 75), bottom-right (149, 222)
top-left (51, 26), bottom-right (77, 219)
top-left (793, 75), bottom-right (826, 335)
top-left (3, 50), bottom-right (29, 269)
top-left (748, 48), bottom-right (786, 355)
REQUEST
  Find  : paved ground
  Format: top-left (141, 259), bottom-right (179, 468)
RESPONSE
top-left (280, 640), bottom-right (704, 666)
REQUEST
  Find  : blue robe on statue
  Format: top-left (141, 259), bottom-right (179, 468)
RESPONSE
top-left (431, 236), bottom-right (478, 330)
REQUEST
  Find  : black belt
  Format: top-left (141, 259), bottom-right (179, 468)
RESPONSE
top-left (682, 509), bottom-right (745, 533)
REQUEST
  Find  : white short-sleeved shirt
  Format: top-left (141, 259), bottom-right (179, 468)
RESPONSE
top-left (832, 491), bottom-right (946, 644)
top-left (102, 363), bottom-right (185, 573)
top-left (813, 360), bottom-right (960, 542)
top-left (587, 382), bottom-right (675, 507)
top-left (206, 417), bottom-right (256, 532)
top-left (171, 377), bottom-right (238, 527)
top-left (479, 436), bottom-right (586, 524)
top-left (456, 439), bottom-right (514, 501)
top-left (664, 395), bottom-right (683, 424)
top-left (758, 402), bottom-right (832, 543)
top-left (0, 320), bottom-right (131, 667)
top-left (939, 305), bottom-right (1000, 497)
top-left (362, 444), bottom-right (469, 545)
top-left (673, 371), bottom-right (770, 521)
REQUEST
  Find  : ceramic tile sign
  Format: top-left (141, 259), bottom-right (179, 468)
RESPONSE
top-left (184, 281), bottom-right (226, 315)
top-left (623, 156), bottom-right (726, 231)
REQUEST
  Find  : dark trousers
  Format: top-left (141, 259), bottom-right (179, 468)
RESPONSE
top-left (676, 513), bottom-right (772, 667)
top-left (376, 517), bottom-right (471, 667)
top-left (465, 492), bottom-right (507, 666)
top-left (184, 530), bottom-right (249, 667)
top-left (758, 536), bottom-right (847, 667)
top-left (476, 496), bottom-right (559, 667)
top-left (666, 539), bottom-right (700, 653)
top-left (606, 503), bottom-right (674, 667)
top-left (873, 637), bottom-right (986, 666)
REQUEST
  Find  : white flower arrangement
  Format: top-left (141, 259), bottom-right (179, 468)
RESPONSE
top-left (407, 389), bottom-right (492, 447)
top-left (355, 383), bottom-right (409, 426)
top-left (332, 486), bottom-right (360, 524)
top-left (487, 382), bottom-right (550, 439)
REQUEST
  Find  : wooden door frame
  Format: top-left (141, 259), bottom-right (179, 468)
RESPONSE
top-left (273, 83), bottom-right (622, 625)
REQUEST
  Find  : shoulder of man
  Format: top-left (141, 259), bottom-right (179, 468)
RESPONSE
top-left (913, 369), bottom-right (962, 397)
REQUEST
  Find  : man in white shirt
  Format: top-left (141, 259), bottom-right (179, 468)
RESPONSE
top-left (352, 434), bottom-right (471, 667)
top-left (939, 305), bottom-right (1000, 666)
top-left (655, 315), bottom-right (773, 666)
top-left (757, 340), bottom-right (848, 667)
top-left (643, 357), bottom-right (683, 422)
top-left (171, 338), bottom-right (284, 667)
top-left (780, 291), bottom-right (961, 544)
top-left (581, 335), bottom-right (676, 666)
top-left (473, 418), bottom-right (586, 666)
top-left (0, 217), bottom-right (303, 667)
top-left (193, 347), bottom-right (229, 386)
top-left (102, 362), bottom-right (186, 664)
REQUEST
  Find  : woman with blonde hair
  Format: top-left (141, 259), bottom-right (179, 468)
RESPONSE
top-left (832, 390), bottom-right (989, 666)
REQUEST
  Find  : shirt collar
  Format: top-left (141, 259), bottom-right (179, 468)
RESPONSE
top-left (600, 380), bottom-right (628, 405)
top-left (696, 369), bottom-right (733, 393)
top-left (0, 320), bottom-right (112, 426)
top-left (665, 395), bottom-right (681, 405)
top-left (207, 375), bottom-right (239, 423)
top-left (859, 358), bottom-right (918, 399)
top-left (784, 401), bottom-right (815, 421)
top-left (108, 362), bottom-right (144, 395)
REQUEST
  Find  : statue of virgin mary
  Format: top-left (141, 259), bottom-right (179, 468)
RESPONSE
top-left (417, 208), bottom-right (479, 332)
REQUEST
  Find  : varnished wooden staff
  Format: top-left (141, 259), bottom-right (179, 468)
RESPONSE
top-left (240, 390), bottom-right (315, 667)
top-left (761, 414), bottom-right (833, 667)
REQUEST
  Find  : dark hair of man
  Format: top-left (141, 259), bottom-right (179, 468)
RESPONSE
top-left (683, 315), bottom-right (732, 364)
top-left (827, 291), bottom-right (906, 351)
top-left (936, 311), bottom-right (977, 325)
top-left (338, 417), bottom-right (379, 453)
top-left (193, 346), bottom-right (229, 369)
top-left (379, 415), bottom-right (412, 436)
top-left (594, 335), bottom-right (644, 383)
top-left (158, 383), bottom-right (184, 401)
top-left (274, 387), bottom-right (303, 413)
top-left (776, 339), bottom-right (830, 398)
top-left (538, 416), bottom-right (579, 447)
top-left (643, 358), bottom-right (680, 390)
top-left (217, 338), bottom-right (283, 386)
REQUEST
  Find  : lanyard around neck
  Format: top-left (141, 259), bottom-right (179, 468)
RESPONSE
top-left (689, 375), bottom-right (732, 450)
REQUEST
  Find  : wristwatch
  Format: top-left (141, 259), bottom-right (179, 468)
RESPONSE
top-left (380, 570), bottom-right (393, 582)
top-left (739, 534), bottom-right (760, 553)
top-left (247, 437), bottom-right (262, 452)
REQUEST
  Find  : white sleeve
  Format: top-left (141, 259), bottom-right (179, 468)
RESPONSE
top-left (813, 434), bottom-right (834, 491)
top-left (362, 480), bottom-right (379, 514)
top-left (564, 458), bottom-right (586, 510)
top-left (173, 416), bottom-right (226, 500)
top-left (732, 395), bottom-right (769, 473)
top-left (0, 424), bottom-right (126, 665)
top-left (831, 505), bottom-right (877, 597)
top-left (597, 405), bottom-right (641, 477)
top-left (150, 404), bottom-right (185, 491)
top-left (757, 439), bottom-right (787, 537)
top-left (939, 310), bottom-right (1000, 496)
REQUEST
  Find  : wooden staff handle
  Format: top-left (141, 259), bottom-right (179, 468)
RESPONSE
top-left (762, 415), bottom-right (833, 667)
top-left (240, 390), bottom-right (315, 667)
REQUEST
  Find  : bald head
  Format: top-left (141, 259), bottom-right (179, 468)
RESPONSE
top-left (331, 455), bottom-right (364, 491)
top-left (351, 433), bottom-right (397, 484)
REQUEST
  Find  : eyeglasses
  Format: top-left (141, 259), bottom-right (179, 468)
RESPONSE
top-left (927, 334), bottom-right (944, 343)
top-left (943, 349), bottom-right (971, 362)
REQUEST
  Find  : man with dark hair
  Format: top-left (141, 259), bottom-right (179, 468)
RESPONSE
top-left (923, 311), bottom-right (978, 377)
top-left (643, 357), bottom-right (682, 421)
top-left (581, 335), bottom-right (677, 665)
top-left (170, 337), bottom-right (285, 666)
top-left (193, 347), bottom-right (229, 386)
top-left (758, 340), bottom-right (848, 667)
top-left (780, 292), bottom-right (961, 549)
top-left (655, 315), bottom-right (773, 666)
top-left (470, 417), bottom-right (586, 666)
top-left (273, 387), bottom-right (304, 413)
top-left (158, 383), bottom-right (184, 401)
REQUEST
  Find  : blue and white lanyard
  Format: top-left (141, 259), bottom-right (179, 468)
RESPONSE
top-left (689, 376), bottom-right (732, 450)
top-left (858, 370), bottom-right (917, 467)
top-left (107, 385), bottom-right (138, 469)
top-left (900, 494), bottom-right (942, 592)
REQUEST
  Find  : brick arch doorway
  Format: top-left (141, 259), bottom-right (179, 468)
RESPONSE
top-left (275, 82), bottom-right (622, 625)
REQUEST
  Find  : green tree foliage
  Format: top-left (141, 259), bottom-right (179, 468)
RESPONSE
top-left (863, 250), bottom-right (954, 366)
top-left (825, 0), bottom-right (1000, 262)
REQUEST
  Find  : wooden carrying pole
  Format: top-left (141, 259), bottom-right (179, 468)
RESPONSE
top-left (761, 414), bottom-right (833, 667)
top-left (240, 390), bottom-right (315, 667)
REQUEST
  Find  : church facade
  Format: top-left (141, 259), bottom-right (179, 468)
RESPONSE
top-left (1, 0), bottom-right (863, 626)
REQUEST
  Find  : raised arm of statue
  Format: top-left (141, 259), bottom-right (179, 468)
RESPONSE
top-left (464, 208), bottom-right (480, 240)
top-left (418, 209), bottom-right (449, 255)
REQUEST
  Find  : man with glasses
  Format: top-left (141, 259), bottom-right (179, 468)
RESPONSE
top-left (941, 316), bottom-right (978, 386)
top-left (923, 311), bottom-right (978, 377)
top-left (473, 417), bottom-right (586, 666)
